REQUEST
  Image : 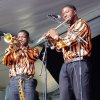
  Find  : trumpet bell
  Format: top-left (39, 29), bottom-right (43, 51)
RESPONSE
top-left (4, 33), bottom-right (12, 43)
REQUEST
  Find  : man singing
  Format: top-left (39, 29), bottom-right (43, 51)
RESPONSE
top-left (46, 4), bottom-right (92, 100)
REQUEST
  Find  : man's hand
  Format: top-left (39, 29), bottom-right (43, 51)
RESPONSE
top-left (46, 28), bottom-right (59, 40)
top-left (5, 48), bottom-right (11, 55)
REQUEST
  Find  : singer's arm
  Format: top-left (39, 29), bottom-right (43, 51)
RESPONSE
top-left (64, 19), bottom-right (91, 46)
top-left (46, 28), bottom-right (68, 50)
top-left (2, 37), bottom-right (21, 66)
top-left (2, 46), bottom-right (15, 66)
top-left (62, 19), bottom-right (92, 57)
top-left (33, 48), bottom-right (39, 61)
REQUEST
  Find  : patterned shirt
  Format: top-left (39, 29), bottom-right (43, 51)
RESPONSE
top-left (2, 45), bottom-right (39, 77)
top-left (47, 18), bottom-right (92, 61)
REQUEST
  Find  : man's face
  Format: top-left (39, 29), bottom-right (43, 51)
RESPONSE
top-left (61, 7), bottom-right (76, 24)
top-left (18, 32), bottom-right (29, 46)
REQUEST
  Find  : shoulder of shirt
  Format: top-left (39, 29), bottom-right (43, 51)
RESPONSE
top-left (77, 18), bottom-right (88, 25)
top-left (73, 18), bottom-right (88, 30)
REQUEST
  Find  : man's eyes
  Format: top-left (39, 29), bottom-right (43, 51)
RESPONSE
top-left (18, 36), bottom-right (26, 38)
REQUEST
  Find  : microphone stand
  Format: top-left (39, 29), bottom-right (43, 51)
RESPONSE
top-left (39, 40), bottom-right (48, 100)
top-left (71, 31), bottom-right (88, 100)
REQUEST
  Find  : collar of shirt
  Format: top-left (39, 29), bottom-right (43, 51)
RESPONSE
top-left (17, 45), bottom-right (30, 51)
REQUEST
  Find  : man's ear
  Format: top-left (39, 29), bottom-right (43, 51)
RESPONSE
top-left (74, 11), bottom-right (76, 15)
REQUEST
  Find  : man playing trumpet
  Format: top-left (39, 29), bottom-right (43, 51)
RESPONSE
top-left (46, 5), bottom-right (92, 100)
top-left (2, 30), bottom-right (39, 100)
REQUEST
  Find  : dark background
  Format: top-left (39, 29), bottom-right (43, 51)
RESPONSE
top-left (90, 35), bottom-right (100, 100)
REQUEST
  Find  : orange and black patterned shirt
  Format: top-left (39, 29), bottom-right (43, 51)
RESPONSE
top-left (2, 45), bottom-right (39, 77)
top-left (47, 18), bottom-right (92, 61)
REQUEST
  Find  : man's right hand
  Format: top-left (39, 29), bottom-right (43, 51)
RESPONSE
top-left (46, 28), bottom-right (59, 40)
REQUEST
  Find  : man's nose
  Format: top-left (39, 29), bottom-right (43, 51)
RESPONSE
top-left (18, 38), bottom-right (22, 41)
top-left (63, 14), bottom-right (67, 19)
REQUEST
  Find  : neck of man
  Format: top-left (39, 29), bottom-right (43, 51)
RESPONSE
top-left (20, 43), bottom-right (28, 48)
top-left (70, 15), bottom-right (78, 26)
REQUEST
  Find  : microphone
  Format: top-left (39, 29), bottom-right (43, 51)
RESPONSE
top-left (47, 14), bottom-right (61, 19)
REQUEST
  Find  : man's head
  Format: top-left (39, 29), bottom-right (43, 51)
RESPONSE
top-left (18, 30), bottom-right (29, 46)
top-left (61, 4), bottom-right (77, 24)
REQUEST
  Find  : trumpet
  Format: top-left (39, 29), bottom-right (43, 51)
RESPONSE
top-left (3, 33), bottom-right (21, 47)
top-left (36, 19), bottom-right (68, 43)
top-left (4, 33), bottom-right (13, 43)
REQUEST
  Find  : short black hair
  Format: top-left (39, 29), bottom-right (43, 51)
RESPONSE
top-left (63, 4), bottom-right (76, 11)
top-left (18, 30), bottom-right (29, 38)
